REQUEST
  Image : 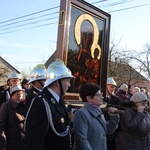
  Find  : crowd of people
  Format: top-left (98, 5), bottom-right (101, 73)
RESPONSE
top-left (0, 59), bottom-right (150, 150)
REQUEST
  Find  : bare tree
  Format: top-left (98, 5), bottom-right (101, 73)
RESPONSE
top-left (108, 36), bottom-right (133, 80)
top-left (21, 65), bottom-right (32, 79)
top-left (128, 43), bottom-right (150, 80)
top-left (108, 37), bottom-right (149, 87)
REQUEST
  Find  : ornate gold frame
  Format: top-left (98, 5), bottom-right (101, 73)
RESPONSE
top-left (56, 0), bottom-right (111, 99)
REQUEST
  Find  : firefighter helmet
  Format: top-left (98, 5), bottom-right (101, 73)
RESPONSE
top-left (28, 64), bottom-right (47, 83)
top-left (107, 77), bottom-right (117, 86)
top-left (44, 59), bottom-right (74, 88)
top-left (7, 71), bottom-right (22, 81)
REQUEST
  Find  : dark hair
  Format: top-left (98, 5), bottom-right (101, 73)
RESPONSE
top-left (22, 79), bottom-right (29, 86)
top-left (79, 82), bottom-right (100, 102)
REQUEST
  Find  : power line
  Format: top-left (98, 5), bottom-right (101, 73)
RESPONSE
top-left (0, 5), bottom-right (59, 34)
top-left (0, 0), bottom-right (133, 27)
top-left (0, 17), bottom-right (57, 31)
top-left (92, 0), bottom-right (108, 4)
top-left (96, 0), bottom-right (135, 8)
top-left (108, 2), bottom-right (150, 13)
top-left (0, 0), bottom-right (149, 35)
top-left (0, 6), bottom-right (59, 24)
top-left (0, 11), bottom-right (58, 28)
top-left (0, 22), bottom-right (58, 35)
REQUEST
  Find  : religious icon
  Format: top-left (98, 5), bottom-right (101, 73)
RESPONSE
top-left (67, 6), bottom-right (105, 93)
top-left (56, 0), bottom-right (110, 97)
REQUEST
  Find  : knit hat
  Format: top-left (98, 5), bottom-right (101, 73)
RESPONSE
top-left (130, 92), bottom-right (147, 103)
top-left (119, 84), bottom-right (128, 92)
top-left (10, 85), bottom-right (25, 95)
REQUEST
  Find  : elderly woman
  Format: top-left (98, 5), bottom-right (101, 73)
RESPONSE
top-left (116, 92), bottom-right (150, 150)
top-left (116, 83), bottom-right (130, 103)
top-left (131, 86), bottom-right (141, 95)
top-left (0, 84), bottom-right (25, 150)
top-left (72, 82), bottom-right (119, 150)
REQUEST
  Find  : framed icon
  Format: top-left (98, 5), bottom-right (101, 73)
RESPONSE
top-left (56, 0), bottom-right (111, 98)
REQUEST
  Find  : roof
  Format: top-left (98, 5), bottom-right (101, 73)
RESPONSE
top-left (0, 56), bottom-right (20, 86)
top-left (109, 61), bottom-right (148, 80)
top-left (108, 61), bottom-right (149, 88)
top-left (44, 51), bottom-right (56, 68)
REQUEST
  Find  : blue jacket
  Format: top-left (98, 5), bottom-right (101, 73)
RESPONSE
top-left (72, 103), bottom-right (119, 150)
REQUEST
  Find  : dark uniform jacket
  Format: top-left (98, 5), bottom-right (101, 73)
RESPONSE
top-left (116, 101), bottom-right (150, 150)
top-left (24, 86), bottom-right (40, 116)
top-left (0, 99), bottom-right (25, 150)
top-left (24, 88), bottom-right (70, 150)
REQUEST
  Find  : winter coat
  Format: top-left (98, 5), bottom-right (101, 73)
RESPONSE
top-left (116, 101), bottom-right (150, 150)
top-left (116, 89), bottom-right (130, 103)
top-left (24, 88), bottom-right (70, 150)
top-left (24, 86), bottom-right (40, 116)
top-left (105, 94), bottom-right (120, 106)
top-left (72, 103), bottom-right (119, 150)
top-left (0, 99), bottom-right (25, 150)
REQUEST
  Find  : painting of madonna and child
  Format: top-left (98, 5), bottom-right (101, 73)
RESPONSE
top-left (66, 5), bottom-right (110, 93)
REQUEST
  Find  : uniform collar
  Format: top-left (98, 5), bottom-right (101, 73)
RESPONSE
top-left (32, 86), bottom-right (42, 92)
top-left (47, 87), bottom-right (59, 103)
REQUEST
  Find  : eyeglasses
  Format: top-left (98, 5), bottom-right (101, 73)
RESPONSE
top-left (94, 93), bottom-right (103, 97)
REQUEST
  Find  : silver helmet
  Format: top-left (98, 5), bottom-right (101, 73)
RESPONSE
top-left (44, 59), bottom-right (74, 88)
top-left (7, 71), bottom-right (22, 81)
top-left (107, 77), bottom-right (117, 86)
top-left (28, 64), bottom-right (47, 83)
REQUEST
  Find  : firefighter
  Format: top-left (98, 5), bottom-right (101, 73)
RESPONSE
top-left (0, 71), bottom-right (22, 107)
top-left (24, 64), bottom-right (47, 115)
top-left (24, 59), bottom-right (74, 150)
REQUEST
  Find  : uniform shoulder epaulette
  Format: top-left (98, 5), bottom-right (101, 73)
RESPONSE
top-left (33, 91), bottom-right (38, 95)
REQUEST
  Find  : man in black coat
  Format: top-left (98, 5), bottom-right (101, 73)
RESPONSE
top-left (105, 77), bottom-right (120, 150)
top-left (24, 59), bottom-right (74, 150)
top-left (24, 64), bottom-right (46, 115)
